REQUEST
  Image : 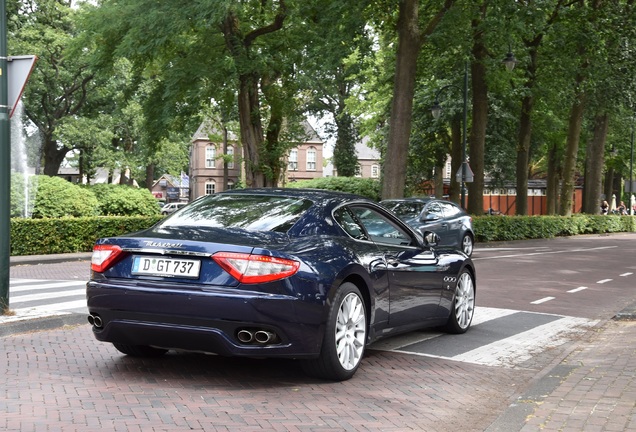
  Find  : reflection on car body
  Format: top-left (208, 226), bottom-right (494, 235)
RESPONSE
top-left (87, 188), bottom-right (476, 381)
top-left (380, 197), bottom-right (475, 256)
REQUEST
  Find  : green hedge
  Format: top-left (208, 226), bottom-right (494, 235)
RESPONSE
top-left (10, 215), bottom-right (163, 256)
top-left (473, 214), bottom-right (636, 243)
top-left (10, 212), bottom-right (636, 256)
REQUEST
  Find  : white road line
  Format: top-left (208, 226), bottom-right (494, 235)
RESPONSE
top-left (597, 279), bottom-right (612, 284)
top-left (473, 245), bottom-right (617, 261)
top-left (620, 272), bottom-right (633, 277)
top-left (370, 307), bottom-right (518, 351)
top-left (568, 286), bottom-right (588, 293)
top-left (531, 297), bottom-right (555, 304)
top-left (10, 289), bottom-right (86, 304)
top-left (10, 281), bottom-right (86, 293)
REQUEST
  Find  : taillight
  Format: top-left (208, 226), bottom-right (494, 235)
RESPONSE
top-left (212, 252), bottom-right (300, 284)
top-left (91, 244), bottom-right (124, 273)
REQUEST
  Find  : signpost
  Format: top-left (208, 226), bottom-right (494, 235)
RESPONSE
top-left (0, 0), bottom-right (37, 314)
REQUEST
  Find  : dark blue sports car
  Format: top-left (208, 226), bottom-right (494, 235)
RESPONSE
top-left (87, 188), bottom-right (476, 381)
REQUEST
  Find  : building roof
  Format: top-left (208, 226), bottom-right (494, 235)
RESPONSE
top-left (355, 136), bottom-right (380, 161)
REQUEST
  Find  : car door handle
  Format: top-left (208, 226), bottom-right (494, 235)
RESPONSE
top-left (387, 259), bottom-right (400, 267)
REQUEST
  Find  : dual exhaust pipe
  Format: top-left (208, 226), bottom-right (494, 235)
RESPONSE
top-left (87, 313), bottom-right (103, 329)
top-left (237, 328), bottom-right (278, 345)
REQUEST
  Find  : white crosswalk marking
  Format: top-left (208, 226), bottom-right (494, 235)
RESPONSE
top-left (2, 279), bottom-right (88, 323)
top-left (371, 307), bottom-right (599, 369)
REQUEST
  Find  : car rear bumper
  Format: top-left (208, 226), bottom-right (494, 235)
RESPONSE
top-left (86, 281), bottom-right (325, 358)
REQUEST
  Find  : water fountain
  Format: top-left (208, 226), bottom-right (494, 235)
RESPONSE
top-left (10, 101), bottom-right (36, 218)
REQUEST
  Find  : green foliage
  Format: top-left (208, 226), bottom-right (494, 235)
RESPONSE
top-left (287, 177), bottom-right (381, 201)
top-left (89, 184), bottom-right (160, 216)
top-left (473, 215), bottom-right (636, 243)
top-left (30, 176), bottom-right (99, 218)
top-left (10, 215), bottom-right (163, 256)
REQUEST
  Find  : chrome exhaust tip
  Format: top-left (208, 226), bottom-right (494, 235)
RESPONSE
top-left (88, 313), bottom-right (103, 329)
top-left (254, 330), bottom-right (276, 344)
top-left (237, 329), bottom-right (254, 343)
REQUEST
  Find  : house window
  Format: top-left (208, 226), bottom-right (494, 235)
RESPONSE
top-left (227, 180), bottom-right (235, 190)
top-left (371, 165), bottom-right (379, 178)
top-left (288, 149), bottom-right (298, 171)
top-left (227, 146), bottom-right (234, 169)
top-left (205, 181), bottom-right (216, 195)
top-left (306, 147), bottom-right (316, 171)
top-left (205, 146), bottom-right (216, 168)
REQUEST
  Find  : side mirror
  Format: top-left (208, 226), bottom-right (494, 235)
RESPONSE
top-left (421, 230), bottom-right (440, 247)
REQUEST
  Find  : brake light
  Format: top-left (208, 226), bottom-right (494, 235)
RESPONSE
top-left (212, 252), bottom-right (300, 284)
top-left (91, 244), bottom-right (124, 273)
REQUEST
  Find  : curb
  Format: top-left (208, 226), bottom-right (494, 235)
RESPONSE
top-left (9, 252), bottom-right (92, 267)
top-left (0, 313), bottom-right (88, 338)
top-left (614, 301), bottom-right (636, 321)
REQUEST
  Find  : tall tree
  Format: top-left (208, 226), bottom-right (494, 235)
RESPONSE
top-left (10, 0), bottom-right (96, 175)
top-left (381, 0), bottom-right (454, 199)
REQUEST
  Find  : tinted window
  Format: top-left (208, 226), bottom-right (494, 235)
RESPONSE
top-left (157, 194), bottom-right (313, 233)
top-left (350, 206), bottom-right (413, 246)
top-left (333, 207), bottom-right (368, 240)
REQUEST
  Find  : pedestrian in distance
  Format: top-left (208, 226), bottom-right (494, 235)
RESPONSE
top-left (601, 200), bottom-right (609, 215)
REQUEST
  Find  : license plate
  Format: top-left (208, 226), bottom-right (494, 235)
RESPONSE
top-left (132, 256), bottom-right (201, 278)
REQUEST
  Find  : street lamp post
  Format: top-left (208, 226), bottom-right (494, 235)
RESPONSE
top-left (431, 62), bottom-right (469, 209)
top-left (432, 51), bottom-right (516, 211)
top-left (431, 49), bottom-right (516, 210)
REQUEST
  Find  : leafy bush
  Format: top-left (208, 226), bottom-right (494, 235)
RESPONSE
top-left (89, 184), bottom-right (160, 216)
top-left (287, 177), bottom-right (381, 200)
top-left (30, 175), bottom-right (99, 218)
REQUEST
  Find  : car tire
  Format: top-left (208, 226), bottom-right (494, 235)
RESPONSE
top-left (462, 234), bottom-right (474, 256)
top-left (113, 343), bottom-right (168, 357)
top-left (301, 282), bottom-right (367, 381)
top-left (443, 269), bottom-right (475, 334)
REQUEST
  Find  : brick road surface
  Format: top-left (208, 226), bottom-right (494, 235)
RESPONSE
top-left (520, 320), bottom-right (636, 432)
top-left (2, 323), bottom-right (533, 432)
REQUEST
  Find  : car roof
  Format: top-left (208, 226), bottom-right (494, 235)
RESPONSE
top-left (219, 188), bottom-right (372, 204)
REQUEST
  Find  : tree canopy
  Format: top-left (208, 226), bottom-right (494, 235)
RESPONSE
top-left (9, 0), bottom-right (636, 215)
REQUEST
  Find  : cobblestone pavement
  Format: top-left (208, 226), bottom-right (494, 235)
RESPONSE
top-left (2, 324), bottom-right (531, 432)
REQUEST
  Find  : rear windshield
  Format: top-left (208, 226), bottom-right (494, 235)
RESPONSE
top-left (157, 194), bottom-right (313, 233)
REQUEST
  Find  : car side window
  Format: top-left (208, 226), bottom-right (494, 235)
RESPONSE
top-left (440, 202), bottom-right (459, 217)
top-left (333, 207), bottom-right (368, 240)
top-left (426, 202), bottom-right (443, 218)
top-left (349, 206), bottom-right (414, 246)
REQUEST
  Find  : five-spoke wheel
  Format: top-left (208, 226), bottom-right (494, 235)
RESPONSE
top-left (444, 269), bottom-right (475, 334)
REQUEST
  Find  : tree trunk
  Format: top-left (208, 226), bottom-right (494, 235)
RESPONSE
top-left (381, 0), bottom-right (454, 199)
top-left (237, 73), bottom-right (265, 188)
top-left (145, 163), bottom-right (155, 191)
top-left (559, 90), bottom-right (586, 216)
top-left (583, 114), bottom-right (608, 214)
top-left (42, 138), bottom-right (69, 176)
top-left (546, 143), bottom-right (560, 215)
top-left (467, 10), bottom-right (488, 215)
top-left (515, 101), bottom-right (532, 215)
top-left (381, 0), bottom-right (420, 200)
